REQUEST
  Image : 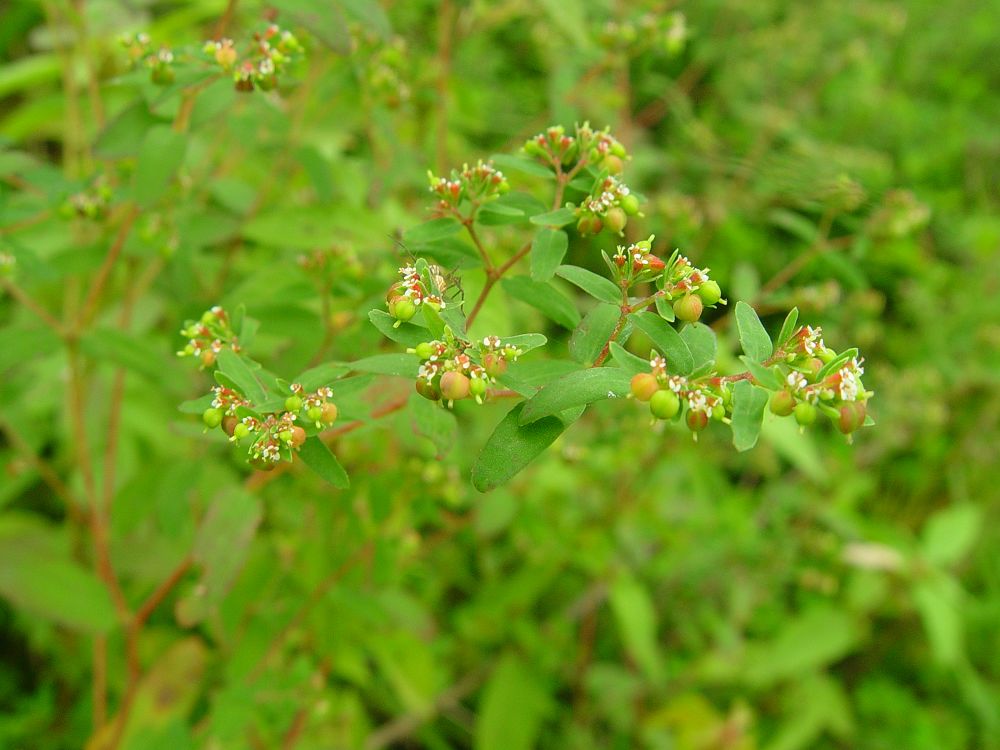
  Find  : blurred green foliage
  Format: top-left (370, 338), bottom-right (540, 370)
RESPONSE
top-left (1, 1), bottom-right (999, 748)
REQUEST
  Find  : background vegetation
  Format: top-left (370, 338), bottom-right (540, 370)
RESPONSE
top-left (1, 0), bottom-right (998, 748)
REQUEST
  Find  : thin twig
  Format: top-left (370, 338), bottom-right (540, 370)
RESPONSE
top-left (1, 279), bottom-right (66, 335)
top-left (78, 205), bottom-right (139, 328)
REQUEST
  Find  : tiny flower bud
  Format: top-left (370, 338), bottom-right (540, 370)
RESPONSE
top-left (202, 408), bottom-right (223, 429)
top-left (414, 342), bottom-right (434, 360)
top-left (469, 377), bottom-right (487, 400)
top-left (649, 389), bottom-right (680, 419)
top-left (630, 373), bottom-right (659, 402)
top-left (200, 350), bottom-right (216, 367)
top-left (672, 294), bottom-right (703, 323)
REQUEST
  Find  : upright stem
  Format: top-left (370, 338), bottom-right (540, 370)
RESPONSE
top-left (435, 0), bottom-right (457, 174)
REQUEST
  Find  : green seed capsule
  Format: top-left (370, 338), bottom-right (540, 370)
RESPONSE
top-left (202, 408), bottom-right (223, 429)
top-left (630, 373), bottom-right (660, 402)
top-left (649, 389), bottom-right (680, 420)
top-left (794, 401), bottom-right (817, 426)
top-left (673, 294), bottom-right (703, 323)
top-left (769, 390), bottom-right (796, 417)
top-left (696, 280), bottom-right (722, 306)
top-left (284, 396), bottom-right (303, 413)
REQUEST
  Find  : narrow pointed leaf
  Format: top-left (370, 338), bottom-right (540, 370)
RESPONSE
top-left (530, 228), bottom-right (568, 281)
top-left (297, 437), bottom-right (349, 488)
top-left (628, 312), bottom-right (693, 374)
top-left (556, 265), bottom-right (622, 304)
top-left (735, 301), bottom-right (773, 362)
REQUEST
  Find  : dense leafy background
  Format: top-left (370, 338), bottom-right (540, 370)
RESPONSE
top-left (1, 1), bottom-right (999, 748)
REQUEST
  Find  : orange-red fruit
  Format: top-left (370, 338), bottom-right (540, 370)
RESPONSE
top-left (222, 416), bottom-right (239, 437)
top-left (440, 371), bottom-right (471, 401)
top-left (687, 409), bottom-right (709, 432)
top-left (769, 390), bottom-right (796, 417)
top-left (837, 401), bottom-right (867, 434)
top-left (483, 353), bottom-right (508, 379)
top-left (415, 379), bottom-right (441, 401)
top-left (630, 373), bottom-right (660, 402)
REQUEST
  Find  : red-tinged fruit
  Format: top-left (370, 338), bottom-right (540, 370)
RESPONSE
top-left (673, 294), bottom-right (703, 323)
top-left (440, 371), bottom-right (471, 401)
top-left (630, 373), bottom-right (660, 402)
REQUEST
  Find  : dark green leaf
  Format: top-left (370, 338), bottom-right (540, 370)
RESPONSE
top-left (777, 307), bottom-right (800, 347)
top-left (133, 125), bottom-right (187, 208)
top-left (519, 366), bottom-right (632, 425)
top-left (297, 437), bottom-right (349, 488)
top-left (530, 228), bottom-right (568, 281)
top-left (609, 342), bottom-right (649, 375)
top-left (502, 275), bottom-right (580, 329)
top-left (529, 207), bottom-right (576, 227)
top-left (369, 309), bottom-right (428, 347)
top-left (739, 355), bottom-right (782, 390)
top-left (628, 312), bottom-right (694, 374)
top-left (292, 362), bottom-right (349, 392)
top-left (216, 349), bottom-right (268, 405)
top-left (680, 323), bottom-right (717, 372)
top-left (570, 303), bottom-right (619, 364)
top-left (402, 217), bottom-right (463, 245)
top-left (555, 265), bottom-right (621, 304)
top-left (345, 353), bottom-right (418, 377)
top-left (735, 301), bottom-right (773, 362)
top-left (472, 403), bottom-right (583, 492)
top-left (731, 380), bottom-right (769, 451)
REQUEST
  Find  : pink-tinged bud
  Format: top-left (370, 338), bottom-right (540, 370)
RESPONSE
top-left (646, 255), bottom-right (665, 271)
top-left (769, 390), bottom-right (795, 416)
top-left (483, 353), bottom-right (508, 379)
top-left (672, 294), bottom-right (703, 323)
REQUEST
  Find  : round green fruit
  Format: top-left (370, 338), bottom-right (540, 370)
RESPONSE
top-left (673, 294), bottom-right (703, 323)
top-left (630, 373), bottom-right (660, 402)
top-left (649, 389), bottom-right (680, 420)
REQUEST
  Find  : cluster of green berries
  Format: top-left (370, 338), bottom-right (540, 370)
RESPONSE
top-left (176, 306), bottom-right (240, 368)
top-left (575, 175), bottom-right (640, 237)
top-left (119, 33), bottom-right (175, 85)
top-left (767, 326), bottom-right (872, 436)
top-left (352, 28), bottom-right (411, 108)
top-left (523, 123), bottom-right (629, 175)
top-left (59, 178), bottom-right (113, 220)
top-left (630, 355), bottom-right (730, 438)
top-left (411, 333), bottom-right (521, 407)
top-left (428, 160), bottom-right (509, 211)
top-left (597, 12), bottom-right (689, 56)
top-left (386, 264), bottom-right (449, 326)
top-left (657, 252), bottom-right (724, 323)
top-left (201, 383), bottom-right (338, 471)
top-left (208, 24), bottom-right (303, 92)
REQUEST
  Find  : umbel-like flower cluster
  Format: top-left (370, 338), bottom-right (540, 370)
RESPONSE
top-left (409, 331), bottom-right (522, 407)
top-left (120, 25), bottom-right (303, 91)
top-left (630, 354), bottom-right (730, 438)
top-left (204, 24), bottom-right (303, 92)
top-left (428, 160), bottom-right (509, 211)
top-left (385, 264), bottom-right (451, 326)
top-left (176, 306), bottom-right (241, 368)
top-left (180, 306), bottom-right (340, 471)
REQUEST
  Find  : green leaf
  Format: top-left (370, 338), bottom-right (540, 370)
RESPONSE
top-left (368, 309), bottom-right (428, 347)
top-left (921, 504), bottom-right (982, 567)
top-left (178, 393), bottom-right (215, 414)
top-left (269, 0), bottom-right (351, 52)
top-left (739, 355), bottom-right (782, 390)
top-left (292, 362), bottom-right (349, 392)
top-left (133, 125), bottom-right (187, 208)
top-left (609, 575), bottom-right (664, 684)
top-left (529, 207), bottom-right (576, 227)
top-left (501, 275), bottom-right (580, 329)
top-left (216, 349), bottom-right (268, 405)
top-left (477, 201), bottom-right (527, 226)
top-left (0, 516), bottom-right (117, 633)
top-left (680, 323), bottom-right (717, 372)
top-left (519, 366), bottom-right (632, 425)
top-left (570, 303), bottom-right (619, 364)
top-left (475, 654), bottom-right (550, 750)
top-left (297, 437), bottom-right (349, 488)
top-left (488, 153), bottom-right (554, 179)
top-left (344, 353), bottom-right (418, 377)
top-left (402, 217), bottom-right (463, 245)
top-left (609, 342), bottom-right (649, 375)
top-left (731, 380), bottom-right (769, 451)
top-left (628, 312), bottom-right (694, 374)
top-left (913, 572), bottom-right (964, 665)
top-left (735, 301), bottom-right (773, 362)
top-left (408, 391), bottom-right (457, 459)
top-left (742, 606), bottom-right (858, 688)
top-left (95, 101), bottom-right (162, 159)
top-left (530, 228), bottom-right (568, 281)
top-left (555, 264), bottom-right (622, 304)
top-left (777, 307), bottom-right (800, 347)
top-left (472, 403), bottom-right (583, 492)
top-left (498, 333), bottom-right (547, 354)
top-left (80, 328), bottom-right (170, 383)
